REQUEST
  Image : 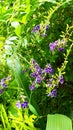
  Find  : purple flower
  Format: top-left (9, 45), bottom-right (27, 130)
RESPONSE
top-left (35, 64), bottom-right (41, 74)
top-left (16, 101), bottom-right (21, 109)
top-left (46, 25), bottom-right (50, 30)
top-left (0, 78), bottom-right (7, 88)
top-left (32, 25), bottom-right (40, 33)
top-left (47, 68), bottom-right (54, 74)
top-left (31, 59), bottom-right (36, 65)
top-left (59, 75), bottom-right (64, 84)
top-left (21, 101), bottom-right (28, 108)
top-left (31, 59), bottom-right (41, 73)
top-left (51, 89), bottom-right (57, 97)
top-left (1, 78), bottom-right (6, 82)
top-left (58, 47), bottom-right (64, 51)
top-left (49, 40), bottom-right (58, 51)
top-left (1, 83), bottom-right (7, 88)
top-left (47, 89), bottom-right (57, 97)
top-left (30, 84), bottom-right (35, 90)
top-left (42, 64), bottom-right (54, 75)
top-left (36, 76), bottom-right (42, 83)
top-left (30, 72), bottom-right (37, 78)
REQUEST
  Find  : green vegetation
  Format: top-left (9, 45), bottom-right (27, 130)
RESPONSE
top-left (0, 0), bottom-right (73, 129)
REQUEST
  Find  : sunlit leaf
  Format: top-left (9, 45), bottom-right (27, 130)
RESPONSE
top-left (11, 21), bottom-right (19, 28)
top-left (46, 114), bottom-right (72, 130)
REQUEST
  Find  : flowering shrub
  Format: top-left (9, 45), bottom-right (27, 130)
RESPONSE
top-left (0, 0), bottom-right (73, 130)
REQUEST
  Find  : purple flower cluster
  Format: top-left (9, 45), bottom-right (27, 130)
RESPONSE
top-left (0, 78), bottom-right (7, 94)
top-left (30, 84), bottom-right (35, 90)
top-left (47, 74), bottom-right (64, 97)
top-left (30, 59), bottom-right (64, 98)
top-left (58, 47), bottom-right (64, 51)
top-left (49, 40), bottom-right (58, 51)
top-left (32, 24), bottom-right (50, 37)
top-left (47, 89), bottom-right (57, 97)
top-left (0, 78), bottom-right (7, 87)
top-left (0, 76), bottom-right (11, 94)
top-left (29, 59), bottom-right (54, 90)
top-left (32, 24), bottom-right (40, 33)
top-left (42, 64), bottom-right (54, 74)
top-left (49, 40), bottom-right (65, 52)
top-left (16, 101), bottom-right (28, 109)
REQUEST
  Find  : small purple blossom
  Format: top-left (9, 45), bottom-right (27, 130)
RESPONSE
top-left (47, 89), bottom-right (57, 97)
top-left (46, 25), bottom-right (50, 30)
top-left (0, 78), bottom-right (7, 88)
top-left (49, 40), bottom-right (58, 51)
top-left (31, 59), bottom-right (41, 75)
top-left (35, 64), bottom-right (41, 74)
top-left (30, 84), bottom-right (35, 90)
top-left (36, 76), bottom-right (42, 83)
top-left (59, 75), bottom-right (64, 84)
top-left (58, 47), bottom-right (64, 51)
top-left (42, 64), bottom-right (54, 74)
top-left (42, 68), bottom-right (51, 74)
top-left (21, 101), bottom-right (28, 108)
top-left (32, 25), bottom-right (40, 33)
top-left (16, 101), bottom-right (21, 109)
top-left (30, 72), bottom-right (37, 78)
top-left (1, 83), bottom-right (7, 88)
top-left (51, 89), bottom-right (57, 97)
top-left (31, 59), bottom-right (36, 64)
top-left (1, 78), bottom-right (6, 82)
top-left (16, 101), bottom-right (28, 109)
top-left (49, 39), bottom-right (66, 52)
top-left (31, 59), bottom-right (41, 73)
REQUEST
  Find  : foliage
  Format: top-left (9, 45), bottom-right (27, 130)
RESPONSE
top-left (0, 104), bottom-right (39, 130)
top-left (0, 0), bottom-right (73, 129)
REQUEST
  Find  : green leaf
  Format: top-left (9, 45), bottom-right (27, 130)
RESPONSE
top-left (0, 105), bottom-right (11, 130)
top-left (7, 55), bottom-right (30, 98)
top-left (7, 55), bottom-right (45, 130)
top-left (11, 21), bottom-right (21, 37)
top-left (28, 103), bottom-right (39, 116)
top-left (15, 24), bottom-right (21, 37)
top-left (9, 106), bottom-right (19, 117)
top-left (46, 114), bottom-right (72, 130)
top-left (11, 21), bottom-right (19, 28)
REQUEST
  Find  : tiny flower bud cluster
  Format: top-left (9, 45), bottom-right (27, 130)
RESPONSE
top-left (46, 74), bottom-right (64, 97)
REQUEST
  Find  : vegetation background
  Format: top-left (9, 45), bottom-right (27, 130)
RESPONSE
top-left (0, 0), bottom-right (73, 129)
